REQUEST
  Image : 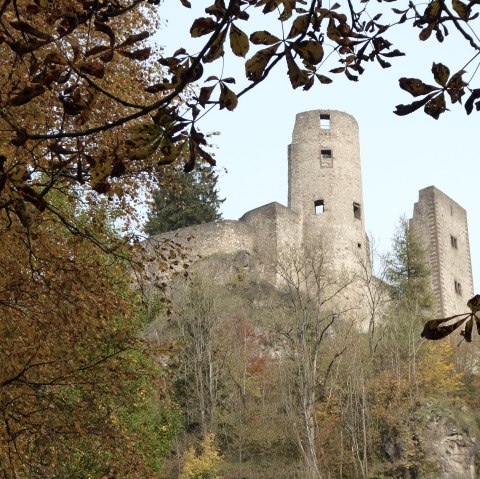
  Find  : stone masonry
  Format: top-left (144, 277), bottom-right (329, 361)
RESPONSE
top-left (147, 109), bottom-right (474, 317)
top-left (411, 186), bottom-right (474, 317)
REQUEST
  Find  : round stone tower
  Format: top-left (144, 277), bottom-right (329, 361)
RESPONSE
top-left (288, 109), bottom-right (368, 272)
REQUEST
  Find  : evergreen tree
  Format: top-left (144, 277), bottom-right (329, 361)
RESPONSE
top-left (386, 216), bottom-right (433, 314)
top-left (145, 164), bottom-right (224, 236)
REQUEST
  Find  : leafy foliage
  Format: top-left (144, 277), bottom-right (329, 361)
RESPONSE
top-left (2, 0), bottom-right (480, 236)
top-left (386, 216), bottom-right (434, 315)
top-left (179, 434), bottom-right (223, 479)
top-left (421, 294), bottom-right (480, 342)
top-left (145, 164), bottom-right (224, 236)
top-left (0, 198), bottom-right (176, 477)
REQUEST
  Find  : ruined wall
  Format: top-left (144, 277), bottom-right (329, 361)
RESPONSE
top-left (146, 111), bottom-right (473, 324)
top-left (240, 202), bottom-right (302, 284)
top-left (146, 220), bottom-right (254, 261)
top-left (411, 186), bottom-right (474, 317)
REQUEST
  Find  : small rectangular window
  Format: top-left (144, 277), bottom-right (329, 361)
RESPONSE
top-left (321, 149), bottom-right (332, 158)
top-left (320, 114), bottom-right (330, 129)
top-left (454, 280), bottom-right (462, 295)
top-left (314, 199), bottom-right (324, 215)
top-left (353, 202), bottom-right (361, 220)
top-left (450, 235), bottom-right (458, 249)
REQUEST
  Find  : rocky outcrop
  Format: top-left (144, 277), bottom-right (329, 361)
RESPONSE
top-left (420, 406), bottom-right (479, 479)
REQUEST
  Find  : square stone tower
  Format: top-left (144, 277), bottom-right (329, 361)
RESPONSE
top-left (411, 186), bottom-right (474, 317)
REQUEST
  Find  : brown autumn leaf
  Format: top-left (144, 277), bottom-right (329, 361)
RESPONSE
top-left (316, 74), bottom-right (333, 84)
top-left (292, 40), bottom-right (324, 65)
top-left (44, 51), bottom-right (69, 65)
top-left (467, 294), bottom-right (480, 313)
top-left (327, 17), bottom-right (341, 43)
top-left (432, 62), bottom-right (450, 86)
top-left (287, 14), bottom-right (309, 39)
top-left (118, 31), bottom-right (150, 48)
top-left (452, 0), bottom-right (470, 20)
top-left (9, 20), bottom-right (53, 40)
top-left (190, 17), bottom-right (217, 37)
top-left (205, 0), bottom-right (227, 20)
top-left (7, 84), bottom-right (46, 106)
top-left (285, 49), bottom-right (312, 89)
top-left (419, 23), bottom-right (435, 41)
top-left (95, 21), bottom-right (116, 47)
top-left (423, 0), bottom-right (442, 22)
top-left (464, 89), bottom-right (480, 114)
top-left (461, 316), bottom-right (474, 342)
top-left (393, 94), bottom-right (435, 116)
top-left (203, 29), bottom-right (227, 63)
top-left (424, 92), bottom-right (446, 119)
top-left (421, 313), bottom-right (470, 340)
top-left (446, 69), bottom-right (466, 103)
top-left (117, 47), bottom-right (151, 61)
top-left (79, 61), bottom-right (105, 79)
top-left (85, 45), bottom-right (111, 58)
top-left (198, 85), bottom-right (216, 107)
top-left (245, 44), bottom-right (279, 82)
top-left (250, 30), bottom-right (280, 45)
top-left (229, 24), bottom-right (249, 57)
top-left (399, 77), bottom-right (439, 97)
top-left (219, 83), bottom-right (238, 111)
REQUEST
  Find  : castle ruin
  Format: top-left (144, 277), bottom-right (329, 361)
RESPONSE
top-left (148, 109), bottom-right (474, 318)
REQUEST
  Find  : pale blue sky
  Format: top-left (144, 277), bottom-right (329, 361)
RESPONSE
top-left (158, 2), bottom-right (479, 291)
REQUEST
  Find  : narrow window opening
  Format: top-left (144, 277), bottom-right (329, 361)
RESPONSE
top-left (450, 205), bottom-right (453, 216)
top-left (320, 114), bottom-right (330, 129)
top-left (321, 149), bottom-right (332, 159)
top-left (357, 243), bottom-right (362, 249)
top-left (353, 202), bottom-right (361, 220)
top-left (314, 199), bottom-right (324, 215)
top-left (450, 235), bottom-right (458, 249)
top-left (454, 280), bottom-right (462, 295)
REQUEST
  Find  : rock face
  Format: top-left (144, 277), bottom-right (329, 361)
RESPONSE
top-left (421, 413), bottom-right (478, 478)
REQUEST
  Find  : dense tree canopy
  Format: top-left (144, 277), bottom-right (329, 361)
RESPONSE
top-left (145, 164), bottom-right (224, 236)
top-left (1, 0), bottom-right (480, 235)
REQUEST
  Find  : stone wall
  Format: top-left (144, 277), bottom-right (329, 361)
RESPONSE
top-left (411, 186), bottom-right (474, 317)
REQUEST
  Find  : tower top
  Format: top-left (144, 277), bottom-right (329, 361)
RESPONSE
top-left (291, 109), bottom-right (359, 144)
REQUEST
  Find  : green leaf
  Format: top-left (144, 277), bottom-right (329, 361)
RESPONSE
top-left (229, 24), bottom-right (249, 57)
